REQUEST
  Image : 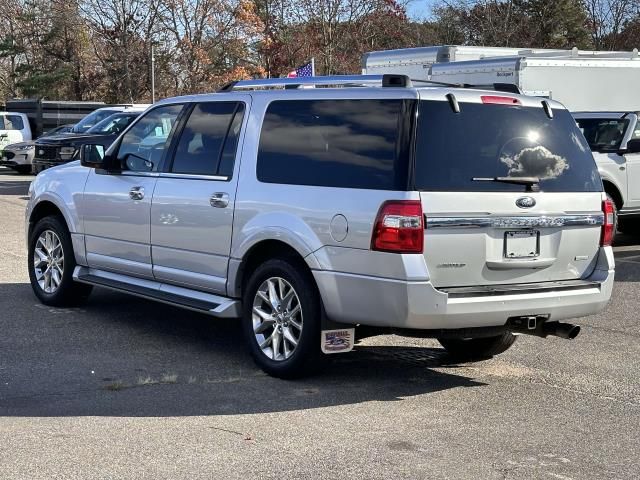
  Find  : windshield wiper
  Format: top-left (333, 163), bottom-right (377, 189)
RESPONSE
top-left (472, 176), bottom-right (540, 192)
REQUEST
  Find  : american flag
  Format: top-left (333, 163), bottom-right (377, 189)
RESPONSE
top-left (287, 61), bottom-right (314, 78)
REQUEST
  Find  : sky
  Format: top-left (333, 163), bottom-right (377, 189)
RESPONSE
top-left (406, 0), bottom-right (436, 20)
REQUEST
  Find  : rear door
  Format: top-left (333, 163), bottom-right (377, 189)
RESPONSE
top-left (414, 96), bottom-right (604, 288)
top-left (150, 98), bottom-right (248, 295)
top-left (621, 116), bottom-right (640, 205)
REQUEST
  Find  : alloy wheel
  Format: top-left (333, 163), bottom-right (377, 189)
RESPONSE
top-left (33, 230), bottom-right (64, 294)
top-left (252, 277), bottom-right (303, 361)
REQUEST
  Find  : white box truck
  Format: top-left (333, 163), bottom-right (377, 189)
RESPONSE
top-left (362, 45), bottom-right (576, 80)
top-left (429, 53), bottom-right (640, 111)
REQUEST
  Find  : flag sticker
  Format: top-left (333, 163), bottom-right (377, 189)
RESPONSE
top-left (321, 328), bottom-right (355, 354)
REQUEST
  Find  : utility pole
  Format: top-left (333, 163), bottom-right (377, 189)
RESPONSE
top-left (151, 44), bottom-right (156, 103)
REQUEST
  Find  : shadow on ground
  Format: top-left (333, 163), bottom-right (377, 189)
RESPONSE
top-left (0, 283), bottom-right (483, 417)
top-left (0, 169), bottom-right (33, 195)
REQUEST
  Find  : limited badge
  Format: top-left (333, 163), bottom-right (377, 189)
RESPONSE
top-left (321, 328), bottom-right (355, 354)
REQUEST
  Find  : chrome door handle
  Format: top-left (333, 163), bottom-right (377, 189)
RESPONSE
top-left (129, 186), bottom-right (145, 200)
top-left (210, 192), bottom-right (229, 208)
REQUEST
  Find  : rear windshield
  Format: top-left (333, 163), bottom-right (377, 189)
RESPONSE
top-left (414, 101), bottom-right (602, 192)
top-left (575, 117), bottom-right (629, 152)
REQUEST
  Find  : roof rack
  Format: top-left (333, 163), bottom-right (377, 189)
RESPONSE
top-left (218, 74), bottom-right (413, 92)
top-left (217, 74), bottom-right (522, 95)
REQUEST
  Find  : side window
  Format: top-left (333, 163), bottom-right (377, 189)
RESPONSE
top-left (117, 104), bottom-right (183, 172)
top-left (171, 102), bottom-right (245, 177)
top-left (256, 99), bottom-right (408, 190)
top-left (219, 104), bottom-right (245, 177)
top-left (4, 115), bottom-right (24, 130)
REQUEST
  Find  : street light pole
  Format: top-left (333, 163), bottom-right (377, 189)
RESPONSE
top-left (151, 44), bottom-right (156, 103)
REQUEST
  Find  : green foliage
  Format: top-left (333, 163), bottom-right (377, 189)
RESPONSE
top-left (514, 0), bottom-right (591, 48)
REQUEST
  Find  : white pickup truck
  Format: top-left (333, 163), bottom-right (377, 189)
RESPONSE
top-left (0, 112), bottom-right (32, 153)
top-left (574, 112), bottom-right (640, 231)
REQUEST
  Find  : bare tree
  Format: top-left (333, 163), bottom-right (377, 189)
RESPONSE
top-left (80, 0), bottom-right (160, 102)
top-left (583, 0), bottom-right (638, 49)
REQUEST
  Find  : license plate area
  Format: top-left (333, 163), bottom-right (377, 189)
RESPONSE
top-left (504, 230), bottom-right (539, 259)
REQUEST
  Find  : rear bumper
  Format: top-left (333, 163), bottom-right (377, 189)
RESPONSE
top-left (313, 247), bottom-right (614, 330)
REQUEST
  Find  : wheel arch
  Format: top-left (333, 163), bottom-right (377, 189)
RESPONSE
top-left (28, 198), bottom-right (74, 237)
top-left (229, 239), bottom-right (320, 299)
top-left (602, 179), bottom-right (623, 210)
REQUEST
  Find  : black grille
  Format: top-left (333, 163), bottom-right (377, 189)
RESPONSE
top-left (36, 145), bottom-right (58, 160)
top-left (2, 150), bottom-right (15, 160)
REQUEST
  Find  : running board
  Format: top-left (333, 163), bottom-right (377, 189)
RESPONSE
top-left (73, 266), bottom-right (240, 318)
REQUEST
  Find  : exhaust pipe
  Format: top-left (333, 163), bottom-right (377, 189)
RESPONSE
top-left (507, 316), bottom-right (581, 340)
top-left (543, 321), bottom-right (580, 339)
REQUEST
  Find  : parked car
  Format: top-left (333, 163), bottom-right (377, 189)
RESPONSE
top-left (573, 112), bottom-right (640, 232)
top-left (0, 124), bottom-right (76, 174)
top-left (0, 112), bottom-right (32, 155)
top-left (32, 111), bottom-right (143, 172)
top-left (25, 75), bottom-right (614, 378)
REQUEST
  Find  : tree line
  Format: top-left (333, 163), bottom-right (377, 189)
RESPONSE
top-left (0, 0), bottom-right (639, 103)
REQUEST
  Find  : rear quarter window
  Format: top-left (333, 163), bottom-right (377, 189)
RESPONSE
top-left (257, 99), bottom-right (413, 190)
top-left (414, 101), bottom-right (602, 192)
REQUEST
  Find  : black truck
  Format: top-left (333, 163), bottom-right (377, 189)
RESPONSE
top-left (32, 110), bottom-right (143, 172)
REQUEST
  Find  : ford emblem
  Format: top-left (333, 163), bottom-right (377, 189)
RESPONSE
top-left (516, 196), bottom-right (536, 209)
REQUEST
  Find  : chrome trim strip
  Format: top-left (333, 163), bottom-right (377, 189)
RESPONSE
top-left (426, 214), bottom-right (604, 229)
top-left (618, 208), bottom-right (640, 216)
top-left (441, 279), bottom-right (601, 298)
top-left (119, 171), bottom-right (159, 178)
top-left (158, 172), bottom-right (230, 181)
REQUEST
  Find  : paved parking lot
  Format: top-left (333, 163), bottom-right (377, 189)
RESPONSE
top-left (0, 167), bottom-right (639, 479)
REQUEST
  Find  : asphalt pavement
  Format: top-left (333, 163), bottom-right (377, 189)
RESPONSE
top-left (0, 167), bottom-right (638, 479)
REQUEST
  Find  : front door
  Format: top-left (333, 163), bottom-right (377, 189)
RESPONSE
top-left (150, 99), bottom-right (248, 294)
top-left (81, 104), bottom-right (185, 278)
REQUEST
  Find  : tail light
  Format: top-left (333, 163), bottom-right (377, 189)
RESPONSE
top-left (371, 200), bottom-right (424, 253)
top-left (601, 198), bottom-right (615, 246)
top-left (481, 95), bottom-right (521, 106)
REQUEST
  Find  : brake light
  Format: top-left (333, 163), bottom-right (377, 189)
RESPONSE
top-left (371, 200), bottom-right (424, 253)
top-left (601, 198), bottom-right (615, 246)
top-left (481, 95), bottom-right (521, 106)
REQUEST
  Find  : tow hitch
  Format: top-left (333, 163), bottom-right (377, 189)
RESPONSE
top-left (508, 316), bottom-right (581, 340)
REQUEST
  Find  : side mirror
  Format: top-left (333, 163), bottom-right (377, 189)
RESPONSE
top-left (79, 144), bottom-right (107, 168)
top-left (625, 139), bottom-right (640, 154)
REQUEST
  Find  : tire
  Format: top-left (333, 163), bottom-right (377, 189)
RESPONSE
top-left (241, 258), bottom-right (322, 378)
top-left (28, 215), bottom-right (93, 307)
top-left (438, 332), bottom-right (516, 361)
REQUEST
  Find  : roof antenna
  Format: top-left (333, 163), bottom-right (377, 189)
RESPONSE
top-left (542, 100), bottom-right (554, 119)
top-left (446, 93), bottom-right (460, 113)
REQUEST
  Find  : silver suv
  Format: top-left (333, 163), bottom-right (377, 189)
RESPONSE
top-left (25, 75), bottom-right (615, 378)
